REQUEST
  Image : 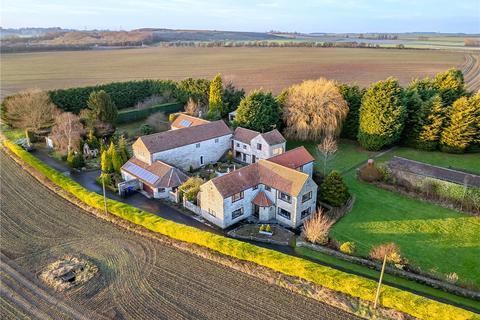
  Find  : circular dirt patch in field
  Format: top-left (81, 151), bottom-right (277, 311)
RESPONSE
top-left (40, 256), bottom-right (98, 291)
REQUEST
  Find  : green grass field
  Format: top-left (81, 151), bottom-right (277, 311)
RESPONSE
top-left (295, 247), bottom-right (480, 310)
top-left (287, 140), bottom-right (480, 289)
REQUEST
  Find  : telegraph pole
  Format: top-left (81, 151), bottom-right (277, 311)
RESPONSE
top-left (102, 175), bottom-right (108, 214)
top-left (374, 254), bottom-right (387, 309)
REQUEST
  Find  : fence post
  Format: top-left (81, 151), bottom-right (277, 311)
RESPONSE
top-left (374, 254), bottom-right (387, 309)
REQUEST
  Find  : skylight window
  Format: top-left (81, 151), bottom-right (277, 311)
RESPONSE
top-left (179, 119), bottom-right (192, 127)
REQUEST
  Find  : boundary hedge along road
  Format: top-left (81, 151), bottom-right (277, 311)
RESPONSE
top-left (0, 150), bottom-right (360, 320)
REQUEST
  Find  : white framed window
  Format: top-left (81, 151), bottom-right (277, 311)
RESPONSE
top-left (208, 208), bottom-right (216, 217)
top-left (200, 156), bottom-right (204, 165)
top-left (302, 191), bottom-right (312, 203)
top-left (196, 143), bottom-right (200, 148)
top-left (253, 185), bottom-right (258, 190)
top-left (257, 143), bottom-right (262, 150)
top-left (243, 144), bottom-right (247, 149)
top-left (265, 186), bottom-right (271, 191)
top-left (215, 138), bottom-right (219, 143)
top-left (236, 142), bottom-right (240, 147)
top-left (158, 188), bottom-right (165, 193)
top-left (278, 192), bottom-right (291, 204)
top-left (277, 207), bottom-right (291, 220)
top-left (232, 207), bottom-right (244, 219)
top-left (232, 191), bottom-right (244, 202)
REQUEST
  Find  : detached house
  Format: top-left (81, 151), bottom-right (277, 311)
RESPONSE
top-left (198, 148), bottom-right (318, 229)
top-left (232, 127), bottom-right (286, 164)
top-left (131, 120), bottom-right (232, 170)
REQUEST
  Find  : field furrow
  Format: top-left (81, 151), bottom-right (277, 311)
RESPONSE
top-left (0, 150), bottom-right (359, 320)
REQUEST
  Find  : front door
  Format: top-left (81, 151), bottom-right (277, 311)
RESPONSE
top-left (252, 155), bottom-right (256, 163)
top-left (253, 205), bottom-right (259, 218)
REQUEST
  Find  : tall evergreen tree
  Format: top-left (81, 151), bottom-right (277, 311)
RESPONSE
top-left (320, 171), bottom-right (350, 207)
top-left (118, 135), bottom-right (130, 163)
top-left (357, 78), bottom-right (406, 151)
top-left (416, 95), bottom-right (445, 150)
top-left (87, 90), bottom-right (118, 124)
top-left (339, 84), bottom-right (365, 140)
top-left (434, 69), bottom-right (466, 107)
top-left (221, 81), bottom-right (245, 117)
top-left (440, 94), bottom-right (479, 153)
top-left (234, 90), bottom-right (281, 133)
top-left (207, 74), bottom-right (223, 120)
top-left (402, 88), bottom-right (423, 146)
top-left (100, 149), bottom-right (113, 173)
top-left (108, 142), bottom-right (122, 173)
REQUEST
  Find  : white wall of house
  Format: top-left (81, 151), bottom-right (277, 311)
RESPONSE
top-left (294, 178), bottom-right (318, 227)
top-left (298, 162), bottom-right (314, 178)
top-left (232, 137), bottom-right (286, 164)
top-left (150, 134), bottom-right (232, 170)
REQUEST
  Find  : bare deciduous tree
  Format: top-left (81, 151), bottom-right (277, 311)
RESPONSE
top-left (3, 89), bottom-right (59, 133)
top-left (50, 112), bottom-right (84, 154)
top-left (184, 97), bottom-right (200, 117)
top-left (317, 135), bottom-right (338, 176)
top-left (282, 78), bottom-right (348, 141)
top-left (302, 209), bottom-right (333, 245)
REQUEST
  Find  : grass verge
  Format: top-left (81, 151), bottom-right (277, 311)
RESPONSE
top-left (3, 139), bottom-right (479, 320)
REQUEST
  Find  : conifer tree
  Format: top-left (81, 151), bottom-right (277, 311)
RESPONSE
top-left (339, 84), bottom-right (365, 140)
top-left (108, 142), bottom-right (122, 173)
top-left (100, 149), bottom-right (113, 173)
top-left (118, 135), bottom-right (130, 163)
top-left (320, 171), bottom-right (350, 207)
top-left (433, 69), bottom-right (466, 107)
top-left (402, 87), bottom-right (423, 146)
top-left (207, 74), bottom-right (223, 120)
top-left (440, 94), bottom-right (479, 153)
top-left (416, 95), bottom-right (445, 150)
top-left (87, 90), bottom-right (118, 124)
top-left (358, 78), bottom-right (406, 150)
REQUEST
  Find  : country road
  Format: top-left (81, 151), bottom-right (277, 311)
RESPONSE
top-left (0, 151), bottom-right (360, 320)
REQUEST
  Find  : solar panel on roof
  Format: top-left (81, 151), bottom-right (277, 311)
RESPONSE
top-left (124, 162), bottom-right (159, 185)
top-left (179, 119), bottom-right (192, 127)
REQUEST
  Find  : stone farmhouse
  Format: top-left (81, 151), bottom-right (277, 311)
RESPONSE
top-left (131, 120), bottom-right (232, 170)
top-left (232, 127), bottom-right (286, 164)
top-left (198, 147), bottom-right (317, 229)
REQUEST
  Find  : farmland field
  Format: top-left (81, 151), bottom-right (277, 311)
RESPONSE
top-left (0, 47), bottom-right (472, 97)
top-left (0, 150), bottom-right (359, 320)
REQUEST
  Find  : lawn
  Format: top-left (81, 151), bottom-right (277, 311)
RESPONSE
top-left (295, 247), bottom-right (480, 311)
top-left (288, 140), bottom-right (480, 289)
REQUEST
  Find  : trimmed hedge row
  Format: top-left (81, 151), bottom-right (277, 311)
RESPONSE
top-left (3, 140), bottom-right (477, 320)
top-left (49, 80), bottom-right (180, 113)
top-left (116, 102), bottom-right (183, 124)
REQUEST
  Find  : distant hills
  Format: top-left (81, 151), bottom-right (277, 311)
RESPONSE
top-left (1, 27), bottom-right (478, 53)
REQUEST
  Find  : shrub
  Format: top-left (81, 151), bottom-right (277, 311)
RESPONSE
top-left (4, 140), bottom-right (476, 320)
top-left (357, 78), bottom-right (406, 151)
top-left (339, 242), bottom-right (357, 255)
top-left (179, 177), bottom-right (203, 202)
top-left (303, 209), bottom-right (333, 245)
top-left (370, 243), bottom-right (407, 267)
top-left (445, 272), bottom-right (459, 284)
top-left (265, 224), bottom-right (271, 233)
top-left (67, 151), bottom-right (84, 169)
top-left (145, 112), bottom-right (170, 132)
top-left (259, 224), bottom-right (265, 232)
top-left (86, 90), bottom-right (117, 124)
top-left (139, 124), bottom-right (154, 135)
top-left (319, 171), bottom-right (350, 207)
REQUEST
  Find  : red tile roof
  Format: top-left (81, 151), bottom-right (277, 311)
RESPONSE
top-left (268, 146), bottom-right (314, 169)
top-left (137, 120), bottom-right (232, 154)
top-left (261, 129), bottom-right (286, 145)
top-left (211, 159), bottom-right (308, 198)
top-left (252, 191), bottom-right (273, 207)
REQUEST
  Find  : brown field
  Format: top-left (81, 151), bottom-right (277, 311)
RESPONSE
top-left (0, 151), bottom-right (358, 320)
top-left (0, 47), bottom-right (472, 97)
top-left (462, 53), bottom-right (480, 92)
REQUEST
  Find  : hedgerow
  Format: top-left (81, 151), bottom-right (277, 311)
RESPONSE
top-left (116, 102), bottom-right (183, 124)
top-left (49, 80), bottom-right (180, 113)
top-left (3, 140), bottom-right (477, 320)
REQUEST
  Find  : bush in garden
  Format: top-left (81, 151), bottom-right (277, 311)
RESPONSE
top-left (67, 151), bottom-right (84, 169)
top-left (358, 160), bottom-right (381, 182)
top-left (179, 177), bottom-right (203, 202)
top-left (357, 78), bottom-right (406, 150)
top-left (265, 224), bottom-right (271, 233)
top-left (259, 224), bottom-right (265, 232)
top-left (303, 209), bottom-right (333, 245)
top-left (369, 243), bottom-right (407, 267)
top-left (139, 124), bottom-right (154, 135)
top-left (445, 272), bottom-right (459, 284)
top-left (339, 242), bottom-right (357, 255)
top-left (319, 171), bottom-right (350, 207)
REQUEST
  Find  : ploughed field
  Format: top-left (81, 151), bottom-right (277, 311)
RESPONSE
top-left (0, 151), bottom-right (359, 320)
top-left (0, 47), bottom-right (471, 97)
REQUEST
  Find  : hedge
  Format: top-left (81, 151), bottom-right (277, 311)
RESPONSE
top-left (49, 80), bottom-right (180, 113)
top-left (116, 102), bottom-right (183, 124)
top-left (3, 140), bottom-right (478, 320)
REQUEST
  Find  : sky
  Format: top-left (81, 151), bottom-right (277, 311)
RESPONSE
top-left (1, 0), bottom-right (479, 34)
